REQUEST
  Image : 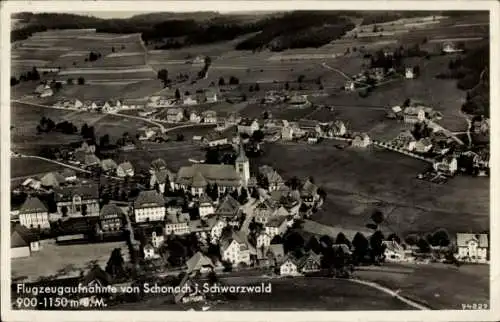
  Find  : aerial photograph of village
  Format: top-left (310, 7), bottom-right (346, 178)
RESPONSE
top-left (8, 9), bottom-right (490, 312)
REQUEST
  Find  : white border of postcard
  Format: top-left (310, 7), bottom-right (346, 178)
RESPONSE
top-left (1, 1), bottom-right (499, 321)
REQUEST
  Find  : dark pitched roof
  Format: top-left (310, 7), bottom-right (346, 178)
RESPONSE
top-left (215, 195), bottom-right (241, 216)
top-left (41, 172), bottom-right (65, 187)
top-left (54, 184), bottom-right (99, 202)
top-left (11, 225), bottom-right (38, 248)
top-left (266, 215), bottom-right (287, 227)
top-left (100, 204), bottom-right (124, 217)
top-left (176, 164), bottom-right (240, 187)
top-left (134, 190), bottom-right (165, 208)
top-left (20, 197), bottom-right (47, 214)
top-left (118, 161), bottom-right (134, 171)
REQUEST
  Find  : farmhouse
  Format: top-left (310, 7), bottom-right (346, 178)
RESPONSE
top-left (351, 133), bottom-right (371, 148)
top-left (189, 112), bottom-right (202, 123)
top-left (201, 110), bottom-right (217, 124)
top-left (166, 108), bottom-right (184, 123)
top-left (258, 165), bottom-right (285, 191)
top-left (99, 204), bottom-right (124, 232)
top-left (281, 126), bottom-right (294, 141)
top-left (456, 233), bottom-right (489, 263)
top-left (412, 138), bottom-right (433, 153)
top-left (186, 252), bottom-right (215, 274)
top-left (344, 80), bottom-right (356, 91)
top-left (403, 106), bottom-right (426, 124)
top-left (214, 195), bottom-right (241, 218)
top-left (150, 168), bottom-right (175, 194)
top-left (11, 225), bottom-right (40, 259)
top-left (204, 133), bottom-right (228, 147)
top-left (18, 196), bottom-right (50, 229)
top-left (204, 90), bottom-right (218, 103)
top-left (433, 156), bottom-right (458, 175)
top-left (237, 118), bottom-right (260, 135)
top-left (54, 184), bottom-right (100, 218)
top-left (316, 120), bottom-right (347, 137)
top-left (296, 251), bottom-right (322, 273)
top-left (405, 67), bottom-right (415, 79)
top-left (300, 179), bottom-right (320, 206)
top-left (116, 161), bottom-right (135, 177)
top-left (288, 94), bottom-right (310, 108)
top-left (74, 99), bottom-right (83, 109)
top-left (134, 190), bottom-right (166, 223)
top-left (39, 85), bottom-right (53, 98)
top-left (207, 217), bottom-right (227, 244)
top-left (256, 232), bottom-right (272, 249)
top-left (382, 240), bottom-right (406, 262)
top-left (279, 255), bottom-right (300, 276)
top-left (40, 171), bottom-right (66, 188)
top-left (183, 95), bottom-right (198, 106)
top-left (138, 127), bottom-right (157, 141)
top-left (101, 159), bottom-right (118, 173)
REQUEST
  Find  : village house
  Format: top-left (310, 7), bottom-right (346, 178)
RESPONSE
top-left (134, 190), bottom-right (166, 223)
top-left (351, 133), bottom-right (371, 148)
top-left (166, 108), bottom-right (184, 123)
top-left (183, 95), bottom-right (198, 106)
top-left (61, 169), bottom-right (77, 183)
top-left (344, 80), bottom-right (356, 91)
top-left (117, 161), bottom-right (135, 177)
top-left (405, 67), bottom-right (415, 79)
top-left (189, 111), bottom-right (202, 123)
top-left (237, 118), bottom-right (260, 135)
top-left (214, 195), bottom-right (241, 219)
top-left (11, 225), bottom-right (41, 259)
top-left (456, 233), bottom-right (489, 263)
top-left (279, 255), bottom-right (300, 276)
top-left (18, 196), bottom-right (50, 229)
top-left (382, 240), bottom-right (406, 262)
top-left (258, 165), bottom-right (285, 191)
top-left (186, 252), bottom-right (215, 274)
top-left (101, 159), bottom-right (118, 174)
top-left (220, 232), bottom-right (252, 266)
top-left (198, 194), bottom-right (215, 219)
top-left (403, 106), bottom-right (426, 124)
top-left (265, 216), bottom-right (288, 238)
top-left (316, 120), bottom-right (347, 137)
top-left (40, 172), bottom-right (66, 188)
top-left (165, 212), bottom-right (191, 235)
top-left (40, 85), bottom-right (54, 98)
top-left (203, 133), bottom-right (228, 147)
top-left (204, 90), bottom-right (218, 103)
top-left (281, 125), bottom-right (294, 141)
top-left (296, 251), bottom-right (322, 273)
top-left (138, 127), bottom-right (157, 141)
top-left (22, 178), bottom-right (42, 191)
top-left (202, 110), bottom-right (217, 124)
top-left (99, 204), bottom-right (124, 232)
top-left (81, 154), bottom-right (101, 168)
top-left (288, 94), bottom-right (310, 108)
top-left (73, 99), bottom-right (83, 109)
top-left (256, 232), bottom-right (272, 249)
top-left (151, 230), bottom-right (165, 248)
top-left (143, 243), bottom-right (160, 260)
top-left (433, 156), bottom-right (458, 176)
top-left (300, 179), bottom-right (320, 206)
top-left (150, 169), bottom-right (175, 194)
top-left (207, 217), bottom-right (227, 244)
top-left (411, 138), bottom-right (433, 153)
top-left (54, 184), bottom-right (100, 218)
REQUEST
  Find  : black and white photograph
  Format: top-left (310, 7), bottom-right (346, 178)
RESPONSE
top-left (1, 1), bottom-right (498, 321)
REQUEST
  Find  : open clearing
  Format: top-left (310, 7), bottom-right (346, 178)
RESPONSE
top-left (257, 142), bottom-right (489, 235)
top-left (355, 263), bottom-right (489, 310)
top-left (11, 157), bottom-right (67, 179)
top-left (11, 240), bottom-right (128, 283)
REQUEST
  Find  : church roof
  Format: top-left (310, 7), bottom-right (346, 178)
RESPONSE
top-left (176, 164), bottom-right (240, 187)
top-left (20, 197), bottom-right (47, 214)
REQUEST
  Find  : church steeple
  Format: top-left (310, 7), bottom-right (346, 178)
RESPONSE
top-left (235, 143), bottom-right (250, 186)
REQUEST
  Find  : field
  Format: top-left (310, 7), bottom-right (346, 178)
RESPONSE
top-left (10, 157), bottom-right (68, 179)
top-left (109, 276), bottom-right (415, 310)
top-left (256, 142), bottom-right (489, 235)
top-left (11, 102), bottom-right (153, 154)
top-left (355, 263), bottom-right (489, 310)
top-left (11, 240), bottom-right (128, 283)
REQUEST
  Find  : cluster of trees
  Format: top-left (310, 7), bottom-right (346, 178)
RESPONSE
top-left (218, 76), bottom-right (240, 86)
top-left (36, 117), bottom-right (78, 134)
top-left (205, 148), bottom-right (236, 165)
top-left (197, 56), bottom-right (211, 79)
top-left (235, 12), bottom-right (354, 51)
top-left (87, 51), bottom-right (102, 62)
top-left (81, 123), bottom-right (97, 142)
top-left (157, 69), bottom-right (169, 87)
top-left (358, 11), bottom-right (433, 26)
top-left (11, 67), bottom-right (40, 86)
top-left (411, 122), bottom-right (433, 141)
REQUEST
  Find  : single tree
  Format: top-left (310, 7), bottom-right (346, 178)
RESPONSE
top-left (335, 232), bottom-right (351, 248)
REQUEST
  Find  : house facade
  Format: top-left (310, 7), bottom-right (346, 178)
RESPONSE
top-left (456, 233), bottom-right (489, 263)
top-left (279, 256), bottom-right (299, 276)
top-left (54, 185), bottom-right (100, 218)
top-left (134, 190), bottom-right (166, 223)
top-left (264, 216), bottom-right (288, 237)
top-left (237, 119), bottom-right (260, 135)
top-left (99, 204), bottom-right (124, 232)
top-left (166, 108), bottom-right (184, 123)
top-left (202, 110), bottom-right (217, 123)
top-left (198, 195), bottom-right (215, 219)
top-left (433, 157), bottom-right (458, 175)
top-left (382, 240), bottom-right (406, 262)
top-left (221, 233), bottom-right (251, 266)
top-left (19, 197), bottom-right (50, 229)
top-left (403, 106), bottom-right (426, 124)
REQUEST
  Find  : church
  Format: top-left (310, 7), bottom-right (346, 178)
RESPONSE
top-left (175, 145), bottom-right (250, 196)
